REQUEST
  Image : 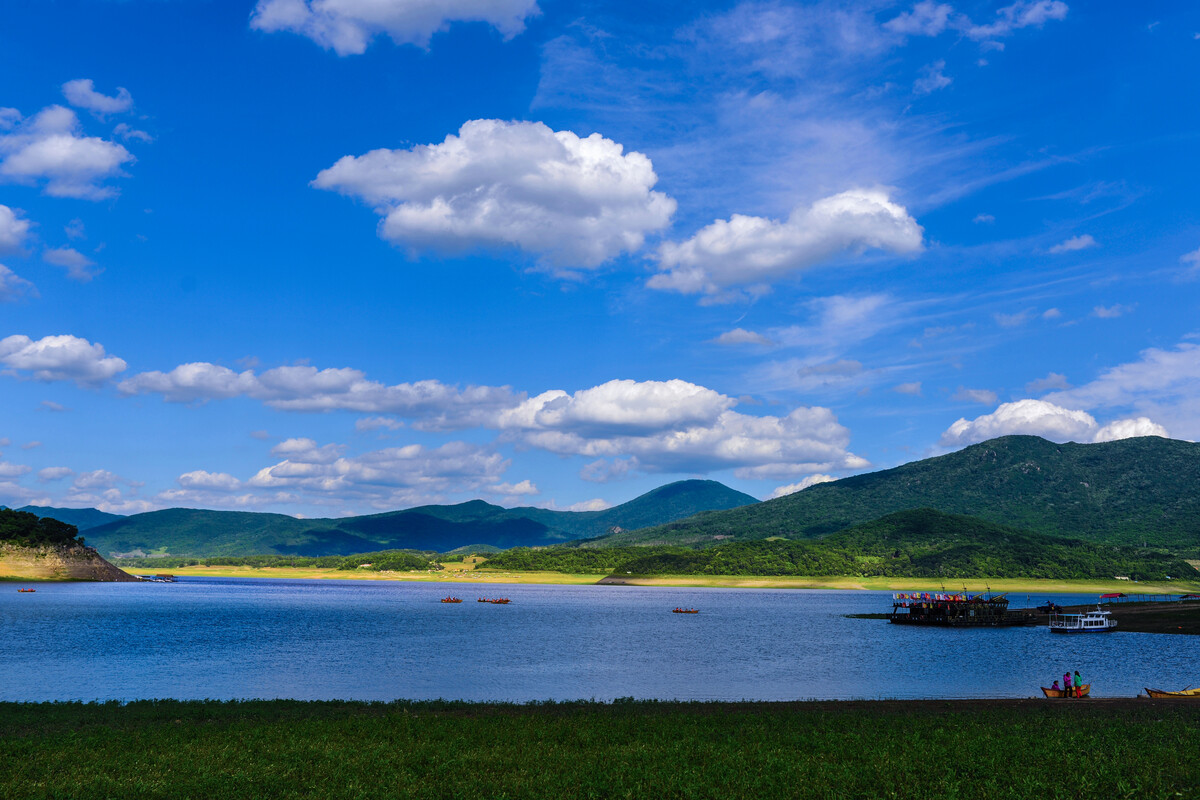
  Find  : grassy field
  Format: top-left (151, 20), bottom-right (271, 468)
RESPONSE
top-left (131, 563), bottom-right (1200, 596)
top-left (2, 698), bottom-right (1198, 799)
top-left (135, 563), bottom-right (602, 585)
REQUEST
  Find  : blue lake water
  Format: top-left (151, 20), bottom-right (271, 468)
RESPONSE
top-left (0, 578), bottom-right (1191, 702)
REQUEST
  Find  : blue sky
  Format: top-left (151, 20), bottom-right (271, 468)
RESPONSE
top-left (1, 0), bottom-right (1198, 517)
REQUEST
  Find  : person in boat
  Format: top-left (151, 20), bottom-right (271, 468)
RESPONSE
top-left (1051, 680), bottom-right (1060, 692)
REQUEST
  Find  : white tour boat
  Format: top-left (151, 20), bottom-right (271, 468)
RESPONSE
top-left (1048, 606), bottom-right (1117, 634)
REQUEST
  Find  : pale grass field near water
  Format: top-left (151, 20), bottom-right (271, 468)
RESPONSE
top-left (129, 558), bottom-right (1200, 596)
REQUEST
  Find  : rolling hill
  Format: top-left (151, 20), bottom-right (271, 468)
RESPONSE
top-left (64, 479), bottom-right (757, 558)
top-left (593, 436), bottom-right (1200, 550)
top-left (480, 508), bottom-right (1198, 580)
top-left (15, 506), bottom-right (125, 531)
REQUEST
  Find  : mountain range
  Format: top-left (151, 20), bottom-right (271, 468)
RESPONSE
top-left (24, 480), bottom-right (757, 558)
top-left (594, 435), bottom-right (1200, 551)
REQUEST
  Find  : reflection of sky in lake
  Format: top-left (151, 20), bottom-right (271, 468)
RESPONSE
top-left (0, 579), bottom-right (1189, 702)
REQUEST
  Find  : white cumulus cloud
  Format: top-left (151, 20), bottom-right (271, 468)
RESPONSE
top-left (118, 362), bottom-right (518, 428)
top-left (939, 399), bottom-right (1168, 447)
top-left (37, 467), bottom-right (75, 482)
top-left (246, 440), bottom-right (510, 509)
top-left (497, 379), bottom-right (735, 438)
top-left (314, 119), bottom-right (674, 269)
top-left (177, 470), bottom-right (242, 490)
top-left (61, 79), bottom-right (134, 116)
top-left (651, 188), bottom-right (922, 296)
top-left (251, 0), bottom-right (540, 55)
top-left (0, 334), bottom-right (127, 385)
top-left (0, 105), bottom-right (134, 199)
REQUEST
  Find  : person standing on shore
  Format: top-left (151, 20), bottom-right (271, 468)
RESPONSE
top-left (1074, 671), bottom-right (1083, 696)
top-left (1064, 671), bottom-right (1073, 697)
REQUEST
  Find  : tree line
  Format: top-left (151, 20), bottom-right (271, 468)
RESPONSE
top-left (0, 508), bottom-right (84, 548)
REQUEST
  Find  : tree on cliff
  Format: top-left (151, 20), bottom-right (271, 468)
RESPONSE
top-left (0, 508), bottom-right (84, 547)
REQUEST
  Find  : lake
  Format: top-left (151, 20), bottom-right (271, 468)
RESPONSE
top-left (0, 578), bottom-right (1190, 702)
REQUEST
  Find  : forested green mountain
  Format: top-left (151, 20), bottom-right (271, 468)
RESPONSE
top-left (594, 436), bottom-right (1200, 550)
top-left (70, 480), bottom-right (757, 558)
top-left (16, 506), bottom-right (124, 531)
top-left (483, 508), bottom-right (1197, 580)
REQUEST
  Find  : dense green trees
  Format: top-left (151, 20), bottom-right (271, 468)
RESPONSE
top-left (481, 509), bottom-right (1198, 581)
top-left (601, 435), bottom-right (1200, 550)
top-left (0, 508), bottom-right (84, 547)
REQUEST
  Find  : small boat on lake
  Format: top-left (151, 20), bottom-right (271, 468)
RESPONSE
top-left (17, 588), bottom-right (36, 593)
top-left (1048, 607), bottom-right (1117, 634)
top-left (440, 597), bottom-right (462, 603)
top-left (1144, 687), bottom-right (1200, 698)
top-left (1042, 684), bottom-right (1091, 698)
top-left (478, 597), bottom-right (510, 604)
top-left (672, 608), bottom-right (699, 614)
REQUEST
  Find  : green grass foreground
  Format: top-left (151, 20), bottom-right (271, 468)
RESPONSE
top-left (2, 699), bottom-right (1198, 799)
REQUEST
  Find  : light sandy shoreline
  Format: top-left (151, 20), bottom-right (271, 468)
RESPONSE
top-left (113, 564), bottom-right (1200, 595)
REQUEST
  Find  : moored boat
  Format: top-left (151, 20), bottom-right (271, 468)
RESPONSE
top-left (1048, 607), bottom-right (1117, 634)
top-left (1041, 684), bottom-right (1091, 698)
top-left (889, 591), bottom-right (1034, 627)
top-left (1144, 687), bottom-right (1200, 698)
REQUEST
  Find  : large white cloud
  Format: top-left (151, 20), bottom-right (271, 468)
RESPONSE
top-left (117, 362), bottom-right (518, 428)
top-left (939, 399), bottom-right (1168, 447)
top-left (1041, 343), bottom-right (1200, 440)
top-left (497, 379), bottom-right (734, 438)
top-left (313, 119), bottom-right (676, 269)
top-left (651, 188), bottom-right (922, 296)
top-left (247, 440), bottom-right (510, 505)
top-left (500, 381), bottom-right (867, 478)
top-left (251, 0), bottom-right (540, 54)
top-left (0, 334), bottom-right (127, 385)
top-left (0, 106), bottom-right (133, 199)
top-left (0, 205), bottom-right (31, 252)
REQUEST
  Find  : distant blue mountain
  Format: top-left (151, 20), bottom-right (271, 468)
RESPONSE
top-left (18, 506), bottom-right (126, 531)
top-left (51, 479), bottom-right (759, 558)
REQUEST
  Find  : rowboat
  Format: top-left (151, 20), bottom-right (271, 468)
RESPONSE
top-left (17, 588), bottom-right (35, 593)
top-left (1041, 684), bottom-right (1091, 698)
top-left (672, 608), bottom-right (699, 614)
top-left (1144, 687), bottom-right (1200, 698)
top-left (440, 597), bottom-right (462, 603)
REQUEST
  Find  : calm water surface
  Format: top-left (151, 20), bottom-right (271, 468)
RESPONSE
top-left (0, 578), bottom-right (1190, 702)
